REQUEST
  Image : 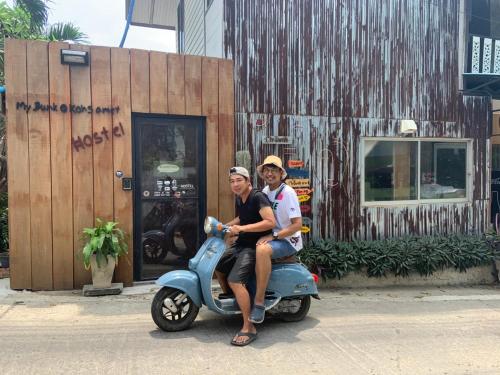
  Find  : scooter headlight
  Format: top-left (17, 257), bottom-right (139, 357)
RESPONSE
top-left (204, 216), bottom-right (220, 235)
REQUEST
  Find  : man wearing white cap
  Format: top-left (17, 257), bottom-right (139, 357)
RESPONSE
top-left (250, 156), bottom-right (303, 324)
top-left (215, 166), bottom-right (276, 346)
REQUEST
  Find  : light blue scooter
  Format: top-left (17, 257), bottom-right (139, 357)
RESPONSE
top-left (151, 217), bottom-right (320, 332)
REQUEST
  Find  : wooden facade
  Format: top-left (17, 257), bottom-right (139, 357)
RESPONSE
top-left (222, 0), bottom-right (491, 240)
top-left (5, 39), bottom-right (234, 290)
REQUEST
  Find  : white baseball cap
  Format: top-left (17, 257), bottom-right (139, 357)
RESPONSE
top-left (229, 166), bottom-right (250, 179)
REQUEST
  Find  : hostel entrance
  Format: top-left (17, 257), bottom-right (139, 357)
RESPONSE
top-left (133, 115), bottom-right (206, 280)
top-left (5, 39), bottom-right (234, 290)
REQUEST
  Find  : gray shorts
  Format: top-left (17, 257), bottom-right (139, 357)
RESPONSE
top-left (215, 245), bottom-right (256, 284)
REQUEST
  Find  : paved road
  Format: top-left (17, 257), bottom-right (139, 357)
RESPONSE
top-left (2, 283), bottom-right (500, 374)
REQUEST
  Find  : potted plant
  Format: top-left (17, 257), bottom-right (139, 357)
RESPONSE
top-left (82, 219), bottom-right (128, 288)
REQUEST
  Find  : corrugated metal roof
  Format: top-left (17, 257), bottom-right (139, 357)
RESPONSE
top-left (125, 0), bottom-right (179, 30)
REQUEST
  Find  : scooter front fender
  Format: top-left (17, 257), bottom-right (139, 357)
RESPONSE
top-left (155, 270), bottom-right (203, 307)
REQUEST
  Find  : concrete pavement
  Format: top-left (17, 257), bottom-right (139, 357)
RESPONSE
top-left (1, 279), bottom-right (500, 374)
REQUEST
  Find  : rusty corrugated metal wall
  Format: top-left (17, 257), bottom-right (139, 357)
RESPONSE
top-left (223, 0), bottom-right (491, 240)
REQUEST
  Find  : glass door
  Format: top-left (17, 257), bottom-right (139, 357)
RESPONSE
top-left (133, 115), bottom-right (205, 280)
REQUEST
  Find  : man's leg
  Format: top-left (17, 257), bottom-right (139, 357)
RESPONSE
top-left (254, 242), bottom-right (273, 306)
top-left (215, 247), bottom-right (235, 295)
top-left (214, 270), bottom-right (230, 294)
top-left (228, 281), bottom-right (256, 344)
top-left (227, 248), bottom-right (257, 345)
top-left (252, 240), bottom-right (297, 324)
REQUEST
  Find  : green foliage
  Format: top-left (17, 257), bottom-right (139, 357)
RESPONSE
top-left (15, 0), bottom-right (49, 33)
top-left (82, 219), bottom-right (128, 270)
top-left (46, 22), bottom-right (88, 43)
top-left (0, 1), bottom-right (41, 84)
top-left (300, 235), bottom-right (494, 280)
top-left (0, 0), bottom-right (88, 85)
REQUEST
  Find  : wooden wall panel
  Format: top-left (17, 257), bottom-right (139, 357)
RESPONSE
top-left (167, 54), bottom-right (186, 115)
top-left (90, 47), bottom-right (114, 222)
top-left (48, 42), bottom-right (73, 289)
top-left (149, 51), bottom-right (168, 114)
top-left (131, 49), bottom-right (150, 113)
top-left (185, 55), bottom-right (202, 115)
top-left (111, 47), bottom-right (133, 286)
top-left (26, 41), bottom-right (52, 290)
top-left (71, 44), bottom-right (93, 288)
top-left (5, 39), bottom-right (31, 289)
top-left (6, 40), bottom-right (235, 289)
top-left (218, 59), bottom-right (235, 223)
top-left (202, 57), bottom-right (219, 218)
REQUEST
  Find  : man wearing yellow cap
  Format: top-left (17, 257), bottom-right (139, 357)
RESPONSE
top-left (250, 156), bottom-right (303, 324)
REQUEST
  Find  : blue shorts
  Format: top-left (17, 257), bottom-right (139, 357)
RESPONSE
top-left (269, 240), bottom-right (297, 259)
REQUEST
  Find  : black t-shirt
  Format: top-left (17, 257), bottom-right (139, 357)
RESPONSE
top-left (235, 189), bottom-right (272, 247)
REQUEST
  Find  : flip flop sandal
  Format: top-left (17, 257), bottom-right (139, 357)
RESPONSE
top-left (230, 331), bottom-right (257, 346)
top-left (249, 304), bottom-right (266, 324)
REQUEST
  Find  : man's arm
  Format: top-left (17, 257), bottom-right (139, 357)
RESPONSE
top-left (230, 206), bottom-right (275, 234)
top-left (257, 217), bottom-right (302, 245)
top-left (275, 216), bottom-right (302, 238)
top-left (225, 217), bottom-right (240, 226)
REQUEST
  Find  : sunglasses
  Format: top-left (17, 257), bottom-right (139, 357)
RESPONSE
top-left (262, 166), bottom-right (281, 173)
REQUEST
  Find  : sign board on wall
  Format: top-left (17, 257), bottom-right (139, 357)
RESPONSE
top-left (262, 136), bottom-right (292, 144)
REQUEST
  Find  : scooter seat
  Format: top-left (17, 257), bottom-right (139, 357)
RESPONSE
top-left (272, 255), bottom-right (297, 264)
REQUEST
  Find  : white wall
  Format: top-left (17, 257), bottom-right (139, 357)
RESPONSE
top-left (184, 0), bottom-right (205, 55)
top-left (204, 0), bottom-right (223, 58)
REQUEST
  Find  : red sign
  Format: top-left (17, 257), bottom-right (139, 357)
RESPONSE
top-left (295, 188), bottom-right (313, 196)
top-left (288, 160), bottom-right (304, 168)
top-left (300, 205), bottom-right (311, 214)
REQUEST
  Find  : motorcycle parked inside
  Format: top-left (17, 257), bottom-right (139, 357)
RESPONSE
top-left (142, 199), bottom-right (198, 264)
top-left (151, 216), bottom-right (319, 332)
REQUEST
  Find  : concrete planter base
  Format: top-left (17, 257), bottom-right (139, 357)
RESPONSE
top-left (90, 255), bottom-right (116, 289)
top-left (319, 264), bottom-right (496, 288)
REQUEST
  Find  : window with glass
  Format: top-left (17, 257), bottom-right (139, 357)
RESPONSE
top-left (363, 139), bottom-right (470, 204)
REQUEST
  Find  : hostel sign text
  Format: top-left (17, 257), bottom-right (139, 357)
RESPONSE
top-left (16, 101), bottom-right (120, 114)
top-left (72, 123), bottom-right (125, 152)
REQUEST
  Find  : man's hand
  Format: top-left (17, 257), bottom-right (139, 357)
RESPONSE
top-left (229, 225), bottom-right (244, 236)
top-left (256, 234), bottom-right (273, 246)
top-left (225, 234), bottom-right (237, 246)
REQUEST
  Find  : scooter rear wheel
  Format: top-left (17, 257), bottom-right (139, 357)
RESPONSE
top-left (279, 295), bottom-right (311, 322)
top-left (151, 287), bottom-right (199, 332)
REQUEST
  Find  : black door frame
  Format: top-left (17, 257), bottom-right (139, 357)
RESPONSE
top-left (132, 113), bottom-right (206, 281)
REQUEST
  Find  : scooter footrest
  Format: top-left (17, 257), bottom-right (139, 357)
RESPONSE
top-left (217, 298), bottom-right (238, 309)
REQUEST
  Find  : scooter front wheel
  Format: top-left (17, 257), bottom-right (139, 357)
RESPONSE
top-left (151, 287), bottom-right (199, 332)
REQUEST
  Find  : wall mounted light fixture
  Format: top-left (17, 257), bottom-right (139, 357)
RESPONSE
top-left (60, 49), bottom-right (89, 66)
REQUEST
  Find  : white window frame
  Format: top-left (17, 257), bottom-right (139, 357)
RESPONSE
top-left (360, 137), bottom-right (473, 207)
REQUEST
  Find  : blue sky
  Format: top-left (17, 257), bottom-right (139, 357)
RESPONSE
top-left (9, 0), bottom-right (177, 51)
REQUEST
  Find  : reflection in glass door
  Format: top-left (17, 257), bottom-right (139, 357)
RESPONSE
top-left (133, 115), bottom-right (205, 280)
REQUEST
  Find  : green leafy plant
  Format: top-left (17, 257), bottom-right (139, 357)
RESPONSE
top-left (82, 219), bottom-right (128, 270)
top-left (300, 234), bottom-right (494, 280)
